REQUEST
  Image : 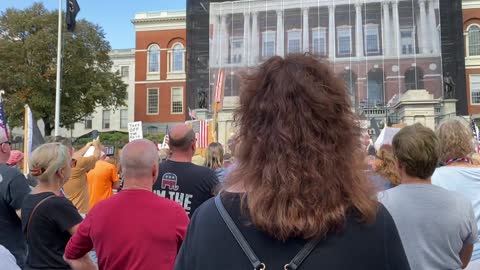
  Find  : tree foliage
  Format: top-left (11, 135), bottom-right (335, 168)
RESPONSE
top-left (0, 3), bottom-right (126, 135)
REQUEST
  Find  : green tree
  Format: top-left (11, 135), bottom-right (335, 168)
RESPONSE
top-left (0, 3), bottom-right (126, 135)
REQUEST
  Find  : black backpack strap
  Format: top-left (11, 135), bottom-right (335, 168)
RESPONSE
top-left (284, 237), bottom-right (321, 270)
top-left (214, 196), bottom-right (265, 270)
top-left (215, 195), bottom-right (321, 270)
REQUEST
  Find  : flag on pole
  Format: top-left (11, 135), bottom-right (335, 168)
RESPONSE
top-left (161, 126), bottom-right (170, 149)
top-left (0, 100), bottom-right (9, 140)
top-left (471, 119), bottom-right (480, 153)
top-left (198, 120), bottom-right (208, 148)
top-left (188, 107), bottom-right (197, 120)
top-left (66, 0), bottom-right (80, 32)
top-left (23, 105), bottom-right (45, 175)
top-left (214, 69), bottom-right (225, 104)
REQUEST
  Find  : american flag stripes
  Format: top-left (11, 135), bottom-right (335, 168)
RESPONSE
top-left (214, 69), bottom-right (225, 103)
top-left (0, 100), bottom-right (8, 140)
top-left (471, 119), bottom-right (480, 153)
top-left (198, 120), bottom-right (208, 148)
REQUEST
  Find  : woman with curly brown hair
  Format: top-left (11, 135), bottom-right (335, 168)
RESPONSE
top-left (175, 54), bottom-right (409, 270)
top-left (432, 118), bottom-right (480, 269)
top-left (369, 144), bottom-right (401, 191)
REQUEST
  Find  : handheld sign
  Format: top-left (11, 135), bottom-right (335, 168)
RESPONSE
top-left (128, 122), bottom-right (143, 142)
top-left (374, 127), bottom-right (401, 151)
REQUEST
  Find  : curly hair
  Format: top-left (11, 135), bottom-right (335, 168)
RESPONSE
top-left (374, 144), bottom-right (401, 186)
top-left (436, 118), bottom-right (474, 162)
top-left (224, 54), bottom-right (377, 241)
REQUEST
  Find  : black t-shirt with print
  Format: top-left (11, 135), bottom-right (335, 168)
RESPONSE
top-left (0, 163), bottom-right (30, 268)
top-left (153, 160), bottom-right (219, 217)
top-left (21, 192), bottom-right (83, 270)
top-left (175, 193), bottom-right (411, 270)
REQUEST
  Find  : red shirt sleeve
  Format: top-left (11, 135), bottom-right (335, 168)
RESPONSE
top-left (176, 206), bottom-right (190, 251)
top-left (64, 214), bottom-right (94, 260)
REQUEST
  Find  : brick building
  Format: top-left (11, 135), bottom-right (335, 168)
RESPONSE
top-left (132, 11), bottom-right (187, 134)
top-left (464, 0), bottom-right (480, 118)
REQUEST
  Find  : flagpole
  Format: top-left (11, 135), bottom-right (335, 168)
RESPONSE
top-left (54, 0), bottom-right (63, 136)
top-left (23, 105), bottom-right (28, 175)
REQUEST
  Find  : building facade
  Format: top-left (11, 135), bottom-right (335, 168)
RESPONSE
top-left (132, 11), bottom-right (187, 134)
top-left (463, 0), bottom-right (480, 117)
top-left (69, 49), bottom-right (135, 138)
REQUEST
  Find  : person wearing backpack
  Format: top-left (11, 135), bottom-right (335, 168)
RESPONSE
top-left (174, 54), bottom-right (410, 270)
top-left (21, 143), bottom-right (94, 270)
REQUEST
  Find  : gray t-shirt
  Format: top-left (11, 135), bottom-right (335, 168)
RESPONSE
top-left (0, 245), bottom-right (20, 270)
top-left (379, 184), bottom-right (478, 270)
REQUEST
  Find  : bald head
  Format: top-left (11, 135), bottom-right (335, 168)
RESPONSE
top-left (120, 139), bottom-right (159, 181)
top-left (0, 131), bottom-right (10, 163)
top-left (168, 124), bottom-right (196, 152)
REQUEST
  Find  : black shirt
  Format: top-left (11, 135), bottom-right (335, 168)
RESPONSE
top-left (0, 163), bottom-right (30, 268)
top-left (153, 160), bottom-right (219, 217)
top-left (175, 193), bottom-right (411, 270)
top-left (21, 192), bottom-right (83, 270)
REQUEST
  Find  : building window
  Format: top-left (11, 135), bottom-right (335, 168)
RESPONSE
top-left (468, 25), bottom-right (480, 56)
top-left (262, 31), bottom-right (276, 58)
top-left (471, 75), bottom-right (480, 104)
top-left (230, 37), bottom-right (244, 64)
top-left (364, 24), bottom-right (380, 54)
top-left (147, 88), bottom-right (159, 114)
top-left (84, 116), bottom-right (92, 129)
top-left (147, 44), bottom-right (160, 73)
top-left (337, 26), bottom-right (352, 56)
top-left (120, 109), bottom-right (128, 129)
top-left (171, 87), bottom-right (184, 114)
top-left (171, 44), bottom-right (185, 72)
top-left (102, 110), bottom-right (110, 129)
top-left (400, 28), bottom-right (415, 55)
top-left (120, 66), bottom-right (129, 77)
top-left (312, 27), bottom-right (327, 56)
top-left (287, 29), bottom-right (302, 54)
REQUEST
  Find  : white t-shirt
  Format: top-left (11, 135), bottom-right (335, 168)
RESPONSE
top-left (0, 245), bottom-right (20, 270)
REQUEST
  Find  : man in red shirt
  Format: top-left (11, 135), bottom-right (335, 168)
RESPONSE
top-left (64, 139), bottom-right (189, 270)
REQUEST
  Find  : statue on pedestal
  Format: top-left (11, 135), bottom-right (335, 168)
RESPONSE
top-left (443, 72), bottom-right (456, 99)
top-left (198, 88), bottom-right (207, 109)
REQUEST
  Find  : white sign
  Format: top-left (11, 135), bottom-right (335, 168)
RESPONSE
top-left (374, 127), bottom-right (401, 151)
top-left (128, 122), bottom-right (143, 142)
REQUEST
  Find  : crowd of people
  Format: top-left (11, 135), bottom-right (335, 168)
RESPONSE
top-left (0, 53), bottom-right (479, 269)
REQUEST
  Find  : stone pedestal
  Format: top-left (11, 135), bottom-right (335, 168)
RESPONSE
top-left (194, 109), bottom-right (210, 120)
top-left (441, 99), bottom-right (458, 119)
top-left (393, 90), bottom-right (438, 130)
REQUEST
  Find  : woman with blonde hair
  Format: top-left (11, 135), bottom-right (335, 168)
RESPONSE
top-left (433, 118), bottom-right (480, 269)
top-left (20, 143), bottom-right (95, 269)
top-left (175, 54), bottom-right (409, 270)
top-left (204, 142), bottom-right (226, 182)
top-left (369, 144), bottom-right (401, 191)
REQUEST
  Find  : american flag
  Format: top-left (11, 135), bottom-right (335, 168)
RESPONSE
top-left (197, 120), bottom-right (208, 148)
top-left (471, 119), bottom-right (480, 153)
top-left (0, 100), bottom-right (9, 140)
top-left (164, 126), bottom-right (169, 145)
top-left (214, 69), bottom-right (225, 103)
top-left (188, 107), bottom-right (197, 120)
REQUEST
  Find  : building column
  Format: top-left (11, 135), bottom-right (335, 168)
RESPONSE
top-left (418, 0), bottom-right (429, 54)
top-left (303, 7), bottom-right (310, 52)
top-left (428, 0), bottom-right (440, 54)
top-left (220, 14), bottom-right (229, 64)
top-left (392, 1), bottom-right (401, 56)
top-left (328, 5), bottom-right (336, 60)
top-left (212, 15), bottom-right (221, 66)
top-left (355, 3), bottom-right (364, 58)
top-left (276, 10), bottom-right (284, 57)
top-left (251, 11), bottom-right (259, 64)
top-left (382, 2), bottom-right (391, 56)
top-left (243, 12), bottom-right (251, 65)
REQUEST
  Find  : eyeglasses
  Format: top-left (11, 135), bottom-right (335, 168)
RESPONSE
top-left (0, 141), bottom-right (11, 146)
top-left (71, 158), bottom-right (77, 168)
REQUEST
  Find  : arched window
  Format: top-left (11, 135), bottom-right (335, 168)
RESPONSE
top-left (469, 25), bottom-right (480, 56)
top-left (171, 43), bottom-right (185, 72)
top-left (147, 44), bottom-right (160, 73)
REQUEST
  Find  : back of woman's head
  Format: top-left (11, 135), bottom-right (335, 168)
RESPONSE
top-left (374, 144), bottom-right (401, 186)
top-left (436, 118), bottom-right (474, 161)
top-left (204, 142), bottom-right (224, 171)
top-left (227, 54), bottom-right (377, 241)
top-left (29, 143), bottom-right (70, 183)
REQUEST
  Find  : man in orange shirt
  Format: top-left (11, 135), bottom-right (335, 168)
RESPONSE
top-left (87, 153), bottom-right (120, 209)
